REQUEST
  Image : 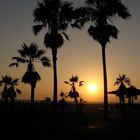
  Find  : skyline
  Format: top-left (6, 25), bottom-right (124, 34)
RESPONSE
top-left (0, 0), bottom-right (140, 103)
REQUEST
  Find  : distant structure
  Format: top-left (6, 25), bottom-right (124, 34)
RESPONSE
top-left (108, 86), bottom-right (140, 105)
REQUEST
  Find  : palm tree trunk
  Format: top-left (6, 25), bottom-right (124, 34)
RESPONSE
top-left (31, 85), bottom-right (35, 110)
top-left (101, 45), bottom-right (109, 121)
top-left (52, 49), bottom-right (58, 113)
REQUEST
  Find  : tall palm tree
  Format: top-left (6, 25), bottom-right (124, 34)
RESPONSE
top-left (32, 0), bottom-right (74, 113)
top-left (84, 0), bottom-right (131, 121)
top-left (9, 43), bottom-right (51, 109)
top-left (114, 74), bottom-right (131, 105)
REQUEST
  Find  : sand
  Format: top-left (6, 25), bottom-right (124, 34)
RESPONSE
top-left (0, 101), bottom-right (140, 139)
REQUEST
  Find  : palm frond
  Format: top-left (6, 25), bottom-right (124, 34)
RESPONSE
top-left (60, 91), bottom-right (64, 97)
top-left (41, 56), bottom-right (51, 67)
top-left (32, 24), bottom-right (44, 35)
top-left (2, 75), bottom-right (12, 85)
top-left (16, 88), bottom-right (22, 95)
top-left (125, 77), bottom-right (131, 85)
top-left (72, 7), bottom-right (89, 29)
top-left (79, 81), bottom-right (84, 83)
top-left (9, 63), bottom-right (18, 67)
top-left (113, 0), bottom-right (131, 19)
top-left (114, 81), bottom-right (119, 86)
top-left (71, 21), bottom-right (82, 29)
top-left (62, 32), bottom-right (69, 41)
top-left (85, 0), bottom-right (131, 21)
top-left (79, 81), bottom-right (84, 86)
top-left (18, 43), bottom-right (29, 57)
top-left (33, 1), bottom-right (48, 23)
top-left (12, 79), bottom-right (19, 84)
top-left (88, 24), bottom-right (118, 45)
top-left (64, 81), bottom-right (69, 84)
top-left (70, 75), bottom-right (79, 83)
top-left (29, 43), bottom-right (40, 57)
top-left (35, 49), bottom-right (46, 58)
top-left (12, 57), bottom-right (27, 63)
top-left (79, 83), bottom-right (84, 87)
top-left (59, 2), bottom-right (73, 30)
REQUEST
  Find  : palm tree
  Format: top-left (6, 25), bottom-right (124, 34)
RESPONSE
top-left (32, 0), bottom-right (74, 113)
top-left (9, 43), bottom-right (51, 109)
top-left (6, 77), bottom-right (22, 107)
top-left (59, 91), bottom-right (69, 113)
top-left (84, 0), bottom-right (131, 121)
top-left (64, 75), bottom-right (84, 113)
top-left (114, 74), bottom-right (131, 105)
top-left (0, 75), bottom-right (22, 108)
top-left (0, 75), bottom-right (11, 103)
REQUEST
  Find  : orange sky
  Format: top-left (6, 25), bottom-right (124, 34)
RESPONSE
top-left (0, 0), bottom-right (140, 103)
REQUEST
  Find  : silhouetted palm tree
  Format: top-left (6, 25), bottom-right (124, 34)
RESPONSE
top-left (9, 43), bottom-right (51, 109)
top-left (84, 0), bottom-right (131, 121)
top-left (64, 75), bottom-right (84, 113)
top-left (59, 91), bottom-right (69, 113)
top-left (6, 77), bottom-right (22, 107)
top-left (0, 75), bottom-right (11, 103)
top-left (32, 0), bottom-right (74, 113)
top-left (0, 75), bottom-right (21, 108)
top-left (114, 74), bottom-right (131, 105)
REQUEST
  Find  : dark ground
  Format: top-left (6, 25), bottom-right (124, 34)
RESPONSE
top-left (0, 102), bottom-right (140, 140)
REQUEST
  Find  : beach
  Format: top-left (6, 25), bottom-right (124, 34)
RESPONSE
top-left (0, 101), bottom-right (140, 139)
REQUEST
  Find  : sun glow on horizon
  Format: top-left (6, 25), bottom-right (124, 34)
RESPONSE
top-left (88, 84), bottom-right (97, 93)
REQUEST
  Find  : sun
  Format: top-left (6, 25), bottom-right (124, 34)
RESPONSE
top-left (89, 84), bottom-right (97, 93)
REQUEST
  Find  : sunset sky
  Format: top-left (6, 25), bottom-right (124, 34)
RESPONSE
top-left (0, 0), bottom-right (140, 103)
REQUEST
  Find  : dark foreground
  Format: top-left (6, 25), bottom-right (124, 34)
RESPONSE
top-left (0, 102), bottom-right (140, 140)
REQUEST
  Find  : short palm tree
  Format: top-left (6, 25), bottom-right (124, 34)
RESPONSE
top-left (114, 74), bottom-right (131, 105)
top-left (0, 75), bottom-right (11, 103)
top-left (32, 0), bottom-right (74, 113)
top-left (64, 75), bottom-right (84, 113)
top-left (59, 91), bottom-right (69, 113)
top-left (6, 77), bottom-right (22, 106)
top-left (9, 43), bottom-right (51, 109)
top-left (84, 0), bottom-right (131, 120)
top-left (0, 75), bottom-right (22, 106)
